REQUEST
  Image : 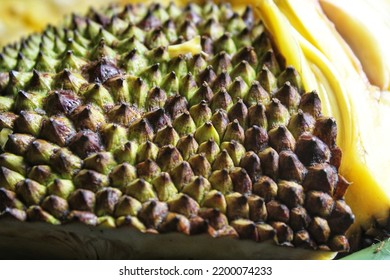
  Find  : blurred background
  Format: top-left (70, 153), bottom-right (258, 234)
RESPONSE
top-left (0, 0), bottom-right (127, 47)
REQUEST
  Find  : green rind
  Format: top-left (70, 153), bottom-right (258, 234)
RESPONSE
top-left (341, 240), bottom-right (390, 260)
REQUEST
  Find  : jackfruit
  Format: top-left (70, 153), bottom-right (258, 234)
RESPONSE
top-left (0, 0), bottom-right (384, 259)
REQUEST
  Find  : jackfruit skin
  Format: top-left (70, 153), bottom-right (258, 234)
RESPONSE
top-left (0, 1), bottom-right (353, 257)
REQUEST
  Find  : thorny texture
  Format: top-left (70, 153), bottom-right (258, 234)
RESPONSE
top-left (0, 1), bottom-right (353, 252)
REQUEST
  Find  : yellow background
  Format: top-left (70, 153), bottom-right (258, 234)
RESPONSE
top-left (0, 0), bottom-right (130, 47)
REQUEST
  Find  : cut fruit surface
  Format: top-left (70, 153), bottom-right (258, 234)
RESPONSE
top-left (0, 0), bottom-right (375, 259)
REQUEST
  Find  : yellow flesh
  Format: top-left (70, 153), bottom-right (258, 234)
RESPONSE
top-left (320, 0), bottom-right (390, 90)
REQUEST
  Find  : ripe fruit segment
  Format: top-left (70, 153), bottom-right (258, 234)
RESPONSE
top-left (255, 0), bottom-right (390, 250)
top-left (0, 1), bottom-right (357, 259)
top-left (1, 0), bottom-right (388, 258)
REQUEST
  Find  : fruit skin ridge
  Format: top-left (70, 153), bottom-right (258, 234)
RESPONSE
top-left (0, 0), bottom-right (366, 260)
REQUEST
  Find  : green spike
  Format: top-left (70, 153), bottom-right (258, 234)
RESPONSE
top-left (230, 60), bottom-right (256, 86)
top-left (18, 42), bottom-right (39, 60)
top-left (226, 13), bottom-right (247, 35)
top-left (146, 46), bottom-right (170, 66)
top-left (0, 112), bottom-right (17, 130)
top-left (274, 82), bottom-right (301, 114)
top-left (53, 35), bottom-right (66, 53)
top-left (54, 69), bottom-right (87, 93)
top-left (73, 169), bottom-right (109, 192)
top-left (0, 53), bottom-right (16, 71)
top-left (202, 190), bottom-right (227, 213)
top-left (65, 38), bottom-right (88, 57)
top-left (101, 123), bottom-right (127, 152)
top-left (176, 135), bottom-right (199, 161)
top-left (152, 172), bottom-right (178, 201)
top-left (168, 55), bottom-right (188, 78)
top-left (245, 81), bottom-right (270, 106)
top-left (214, 33), bottom-right (237, 55)
top-left (173, 112), bottom-right (197, 136)
top-left (26, 205), bottom-right (60, 225)
top-left (257, 65), bottom-right (278, 94)
top-left (109, 163), bottom-right (137, 189)
top-left (5, 71), bottom-right (32, 96)
top-left (114, 195), bottom-right (142, 218)
top-left (117, 36), bottom-right (148, 54)
top-left (82, 83), bottom-right (114, 108)
top-left (27, 165), bottom-right (57, 186)
top-left (190, 81), bottom-right (213, 106)
top-left (0, 153), bottom-right (27, 176)
top-left (154, 125), bottom-right (180, 146)
top-left (212, 149), bottom-right (235, 171)
top-left (114, 141), bottom-right (138, 165)
top-left (50, 148), bottom-right (82, 179)
top-left (146, 87), bottom-right (167, 111)
top-left (234, 27), bottom-right (252, 49)
top-left (15, 53), bottom-right (34, 72)
top-left (277, 66), bottom-right (303, 93)
top-left (123, 179), bottom-right (156, 203)
top-left (0, 96), bottom-right (14, 112)
top-left (120, 49), bottom-right (148, 75)
top-left (84, 152), bottom-right (117, 175)
top-left (14, 110), bottom-right (44, 137)
top-left (266, 98), bottom-right (291, 129)
top-left (223, 120), bottom-right (245, 143)
top-left (189, 101), bottom-right (212, 127)
top-left (220, 140), bottom-right (246, 166)
top-left (73, 30), bottom-right (90, 48)
top-left (146, 28), bottom-right (169, 49)
top-left (90, 39), bottom-right (117, 60)
top-left (4, 133), bottom-right (35, 156)
top-left (58, 50), bottom-right (88, 71)
top-left (202, 18), bottom-right (224, 40)
top-left (0, 167), bottom-right (25, 192)
top-left (211, 52), bottom-right (233, 75)
top-left (178, 20), bottom-right (198, 41)
top-left (198, 139), bottom-right (221, 163)
top-left (128, 118), bottom-right (154, 143)
top-left (120, 24), bottom-right (145, 42)
top-left (26, 70), bottom-right (52, 92)
top-left (25, 139), bottom-right (59, 165)
top-left (140, 63), bottom-right (162, 87)
top-left (211, 109), bottom-right (229, 138)
top-left (210, 88), bottom-right (233, 112)
top-left (182, 176), bottom-right (211, 203)
top-left (86, 19), bottom-right (103, 39)
top-left (179, 72), bottom-right (197, 101)
top-left (15, 179), bottom-right (46, 206)
top-left (188, 154), bottom-right (212, 178)
top-left (47, 179), bottom-right (75, 199)
top-left (97, 216), bottom-right (116, 228)
top-left (2, 45), bottom-right (18, 58)
top-left (162, 20), bottom-right (178, 43)
top-left (129, 77), bottom-right (148, 107)
top-left (259, 49), bottom-right (281, 76)
top-left (93, 27), bottom-right (117, 46)
top-left (209, 169), bottom-right (234, 194)
top-left (14, 91), bottom-right (45, 112)
top-left (194, 122), bottom-right (220, 145)
top-left (188, 54), bottom-right (207, 76)
top-left (161, 71), bottom-right (179, 95)
top-left (105, 76), bottom-right (130, 103)
top-left (137, 140), bottom-right (159, 162)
